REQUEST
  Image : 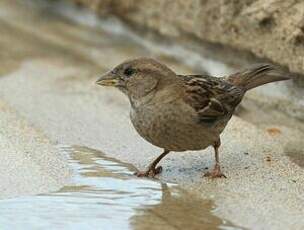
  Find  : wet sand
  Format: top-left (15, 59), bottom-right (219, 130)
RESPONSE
top-left (0, 146), bottom-right (238, 229)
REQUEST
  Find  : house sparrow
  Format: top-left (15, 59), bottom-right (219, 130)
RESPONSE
top-left (96, 58), bottom-right (291, 178)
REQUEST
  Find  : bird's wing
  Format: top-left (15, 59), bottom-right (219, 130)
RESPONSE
top-left (179, 75), bottom-right (244, 123)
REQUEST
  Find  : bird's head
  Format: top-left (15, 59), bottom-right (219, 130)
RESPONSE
top-left (96, 57), bottom-right (177, 100)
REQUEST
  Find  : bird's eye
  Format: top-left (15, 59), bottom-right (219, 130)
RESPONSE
top-left (124, 67), bottom-right (135, 77)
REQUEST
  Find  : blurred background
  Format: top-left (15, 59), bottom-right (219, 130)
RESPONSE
top-left (1, 0), bottom-right (303, 119)
top-left (0, 0), bottom-right (303, 229)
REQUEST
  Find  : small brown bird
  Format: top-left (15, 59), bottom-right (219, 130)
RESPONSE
top-left (96, 58), bottom-right (290, 178)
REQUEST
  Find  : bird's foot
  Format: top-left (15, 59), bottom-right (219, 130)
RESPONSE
top-left (134, 166), bottom-right (162, 178)
top-left (204, 164), bottom-right (227, 178)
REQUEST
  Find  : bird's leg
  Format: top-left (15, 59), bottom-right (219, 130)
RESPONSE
top-left (204, 139), bottom-right (227, 178)
top-left (135, 149), bottom-right (170, 178)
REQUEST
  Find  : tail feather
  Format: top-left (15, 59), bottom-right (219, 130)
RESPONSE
top-left (226, 64), bottom-right (291, 91)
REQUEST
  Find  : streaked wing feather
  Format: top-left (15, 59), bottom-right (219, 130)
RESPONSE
top-left (179, 74), bottom-right (244, 123)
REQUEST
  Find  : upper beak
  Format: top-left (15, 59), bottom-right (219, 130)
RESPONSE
top-left (96, 71), bottom-right (119, 86)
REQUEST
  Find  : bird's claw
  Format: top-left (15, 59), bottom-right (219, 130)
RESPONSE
top-left (203, 164), bottom-right (227, 178)
top-left (134, 166), bottom-right (162, 178)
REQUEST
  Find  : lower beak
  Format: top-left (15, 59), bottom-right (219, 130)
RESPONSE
top-left (96, 72), bottom-right (119, 86)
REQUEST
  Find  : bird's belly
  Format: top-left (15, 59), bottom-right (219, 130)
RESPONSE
top-left (130, 104), bottom-right (224, 151)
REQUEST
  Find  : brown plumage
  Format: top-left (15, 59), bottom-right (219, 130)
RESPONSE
top-left (96, 58), bottom-right (291, 178)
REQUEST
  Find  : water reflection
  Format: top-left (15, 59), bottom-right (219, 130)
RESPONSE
top-left (131, 183), bottom-right (227, 230)
top-left (0, 146), bottom-right (240, 229)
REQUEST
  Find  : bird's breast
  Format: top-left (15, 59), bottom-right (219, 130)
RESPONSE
top-left (130, 100), bottom-right (224, 151)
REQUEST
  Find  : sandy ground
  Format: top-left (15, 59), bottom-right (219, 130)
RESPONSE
top-left (0, 0), bottom-right (304, 229)
top-left (0, 100), bottom-right (70, 199)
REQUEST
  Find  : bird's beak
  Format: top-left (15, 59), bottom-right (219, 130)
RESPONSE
top-left (96, 71), bottom-right (119, 86)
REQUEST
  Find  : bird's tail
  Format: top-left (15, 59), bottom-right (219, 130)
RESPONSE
top-left (226, 64), bottom-right (291, 91)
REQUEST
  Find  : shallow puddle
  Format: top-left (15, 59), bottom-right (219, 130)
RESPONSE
top-left (0, 146), bottom-right (240, 230)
